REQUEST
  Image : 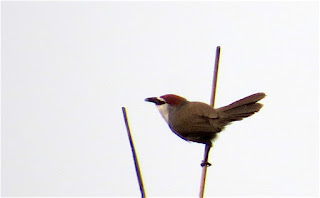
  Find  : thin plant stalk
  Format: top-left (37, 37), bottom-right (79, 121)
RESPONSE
top-left (199, 46), bottom-right (221, 198)
top-left (122, 107), bottom-right (146, 198)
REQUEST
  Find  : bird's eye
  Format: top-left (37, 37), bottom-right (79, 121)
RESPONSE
top-left (156, 100), bottom-right (166, 105)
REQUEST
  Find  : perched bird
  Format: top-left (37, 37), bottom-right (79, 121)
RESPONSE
top-left (145, 93), bottom-right (265, 165)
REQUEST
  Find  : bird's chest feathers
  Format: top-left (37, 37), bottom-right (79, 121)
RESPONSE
top-left (156, 104), bottom-right (170, 123)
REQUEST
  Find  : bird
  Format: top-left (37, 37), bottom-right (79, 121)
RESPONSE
top-left (145, 92), bottom-right (266, 166)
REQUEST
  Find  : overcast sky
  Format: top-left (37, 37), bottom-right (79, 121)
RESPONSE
top-left (2, 1), bottom-right (319, 197)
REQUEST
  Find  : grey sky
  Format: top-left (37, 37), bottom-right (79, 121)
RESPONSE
top-left (1, 1), bottom-right (318, 197)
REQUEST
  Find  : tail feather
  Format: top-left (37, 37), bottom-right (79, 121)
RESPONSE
top-left (217, 92), bottom-right (265, 124)
top-left (218, 92), bottom-right (265, 112)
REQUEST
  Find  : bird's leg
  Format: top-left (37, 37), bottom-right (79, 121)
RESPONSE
top-left (201, 142), bottom-right (212, 167)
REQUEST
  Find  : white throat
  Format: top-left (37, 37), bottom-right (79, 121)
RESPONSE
top-left (156, 104), bottom-right (169, 123)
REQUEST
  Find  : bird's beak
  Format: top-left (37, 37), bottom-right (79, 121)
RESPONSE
top-left (145, 97), bottom-right (166, 105)
top-left (145, 97), bottom-right (158, 103)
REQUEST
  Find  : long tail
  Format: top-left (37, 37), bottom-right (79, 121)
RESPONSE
top-left (217, 92), bottom-right (266, 124)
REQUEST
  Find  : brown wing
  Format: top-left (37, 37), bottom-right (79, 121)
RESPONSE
top-left (169, 102), bottom-right (221, 134)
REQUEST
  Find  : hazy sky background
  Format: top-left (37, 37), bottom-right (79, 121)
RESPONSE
top-left (2, 1), bottom-right (319, 197)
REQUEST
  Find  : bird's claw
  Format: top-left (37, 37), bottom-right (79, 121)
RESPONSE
top-left (201, 161), bottom-right (212, 167)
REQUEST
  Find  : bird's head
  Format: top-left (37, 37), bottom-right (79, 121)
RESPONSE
top-left (145, 94), bottom-right (188, 123)
top-left (145, 94), bottom-right (187, 106)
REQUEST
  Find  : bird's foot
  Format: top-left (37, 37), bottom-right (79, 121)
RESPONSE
top-left (201, 161), bottom-right (212, 167)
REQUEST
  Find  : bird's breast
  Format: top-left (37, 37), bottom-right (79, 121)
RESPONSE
top-left (156, 104), bottom-right (169, 123)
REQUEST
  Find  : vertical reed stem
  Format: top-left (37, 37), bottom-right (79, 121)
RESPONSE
top-left (122, 107), bottom-right (146, 197)
top-left (199, 46), bottom-right (221, 198)
top-left (210, 46), bottom-right (221, 108)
